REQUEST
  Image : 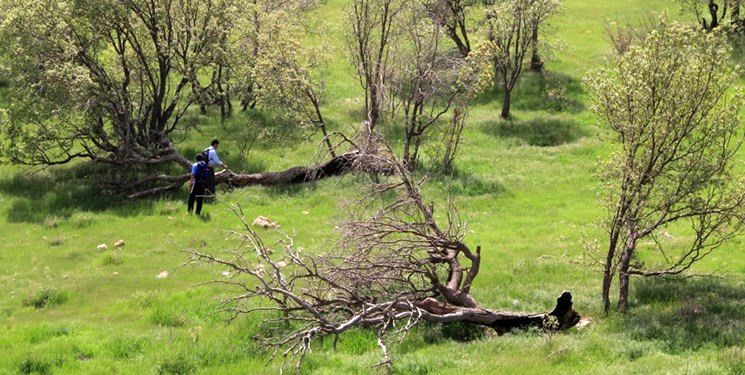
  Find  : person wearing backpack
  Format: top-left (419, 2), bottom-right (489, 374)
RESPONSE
top-left (202, 139), bottom-right (227, 196)
top-left (188, 153), bottom-right (210, 215)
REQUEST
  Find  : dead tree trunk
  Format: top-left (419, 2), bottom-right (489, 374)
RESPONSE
top-left (185, 153), bottom-right (581, 368)
top-left (126, 151), bottom-right (364, 199)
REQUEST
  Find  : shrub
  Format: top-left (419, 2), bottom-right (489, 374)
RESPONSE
top-left (42, 216), bottom-right (64, 229)
top-left (100, 254), bottom-right (123, 266)
top-left (18, 356), bottom-right (51, 375)
top-left (157, 354), bottom-right (196, 375)
top-left (149, 305), bottom-right (187, 327)
top-left (440, 321), bottom-right (485, 342)
top-left (47, 236), bottom-right (66, 247)
top-left (70, 212), bottom-right (95, 228)
top-left (23, 288), bottom-right (70, 309)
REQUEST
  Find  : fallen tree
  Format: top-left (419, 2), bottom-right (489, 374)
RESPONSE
top-left (186, 154), bottom-right (580, 370)
top-left (126, 151), bottom-right (363, 199)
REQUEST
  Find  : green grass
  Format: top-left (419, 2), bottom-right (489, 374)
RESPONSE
top-left (1, 0), bottom-right (744, 374)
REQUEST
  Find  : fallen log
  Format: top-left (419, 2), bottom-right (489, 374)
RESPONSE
top-left (416, 291), bottom-right (579, 334)
top-left (216, 151), bottom-right (360, 186)
top-left (126, 151), bottom-right (362, 199)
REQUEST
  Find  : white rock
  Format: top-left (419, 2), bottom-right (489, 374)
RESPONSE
top-left (155, 271), bottom-right (169, 279)
top-left (114, 240), bottom-right (125, 248)
top-left (97, 244), bottom-right (108, 250)
top-left (221, 271), bottom-right (231, 277)
top-left (252, 216), bottom-right (280, 229)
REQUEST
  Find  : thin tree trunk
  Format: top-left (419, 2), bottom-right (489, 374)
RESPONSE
top-left (530, 24), bottom-right (543, 72)
top-left (617, 243), bottom-right (634, 313)
top-left (602, 227), bottom-right (620, 314)
top-left (501, 88), bottom-right (512, 119)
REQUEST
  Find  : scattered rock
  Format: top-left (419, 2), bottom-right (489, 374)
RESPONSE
top-left (112, 272), bottom-right (119, 276)
top-left (275, 261), bottom-right (287, 268)
top-left (252, 216), bottom-right (280, 229)
top-left (155, 271), bottom-right (169, 279)
top-left (576, 318), bottom-right (592, 329)
top-left (114, 240), bottom-right (125, 248)
top-left (221, 271), bottom-right (231, 277)
top-left (97, 244), bottom-right (108, 250)
top-left (302, 211), bottom-right (310, 215)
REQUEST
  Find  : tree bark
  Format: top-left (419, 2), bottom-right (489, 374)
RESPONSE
top-left (416, 291), bottom-right (580, 334)
top-left (501, 89), bottom-right (512, 119)
top-left (126, 152), bottom-right (365, 199)
top-left (617, 244), bottom-right (634, 313)
top-left (530, 24), bottom-right (543, 72)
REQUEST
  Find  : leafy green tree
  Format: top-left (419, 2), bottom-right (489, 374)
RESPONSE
top-left (587, 16), bottom-right (745, 313)
top-left (0, 0), bottom-right (235, 172)
top-left (486, 0), bottom-right (559, 119)
top-left (250, 11), bottom-right (335, 157)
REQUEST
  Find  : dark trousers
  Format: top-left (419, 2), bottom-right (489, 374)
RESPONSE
top-left (188, 182), bottom-right (206, 215)
top-left (205, 167), bottom-right (216, 200)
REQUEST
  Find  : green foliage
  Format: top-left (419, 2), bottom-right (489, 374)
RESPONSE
top-left (0, 0), bottom-right (743, 374)
top-left (440, 321), bottom-right (486, 342)
top-left (23, 288), bottom-right (70, 309)
top-left (588, 14), bottom-right (745, 311)
top-left (18, 356), bottom-right (52, 375)
top-left (157, 353), bottom-right (196, 375)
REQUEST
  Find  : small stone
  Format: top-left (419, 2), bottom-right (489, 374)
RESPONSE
top-left (302, 211), bottom-right (310, 215)
top-left (275, 261), bottom-right (287, 268)
top-left (221, 271), bottom-right (231, 277)
top-left (97, 244), bottom-right (108, 250)
top-left (252, 216), bottom-right (280, 229)
top-left (114, 240), bottom-right (125, 248)
top-left (112, 272), bottom-right (119, 276)
top-left (155, 271), bottom-right (169, 279)
top-left (577, 318), bottom-right (592, 329)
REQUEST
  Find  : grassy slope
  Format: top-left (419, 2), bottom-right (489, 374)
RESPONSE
top-left (1, 0), bottom-right (745, 374)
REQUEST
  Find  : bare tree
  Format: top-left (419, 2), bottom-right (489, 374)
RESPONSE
top-left (390, 4), bottom-right (463, 169)
top-left (346, 0), bottom-right (404, 130)
top-left (430, 0), bottom-right (474, 57)
top-left (486, 0), bottom-right (559, 118)
top-left (679, 0), bottom-right (744, 31)
top-left (186, 152), bottom-right (580, 369)
top-left (604, 19), bottom-right (655, 56)
top-left (587, 17), bottom-right (745, 313)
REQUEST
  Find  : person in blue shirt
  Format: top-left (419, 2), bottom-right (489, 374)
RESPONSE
top-left (188, 153), bottom-right (210, 215)
top-left (203, 139), bottom-right (227, 196)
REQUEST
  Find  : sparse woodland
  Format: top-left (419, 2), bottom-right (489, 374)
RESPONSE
top-left (0, 0), bottom-right (744, 373)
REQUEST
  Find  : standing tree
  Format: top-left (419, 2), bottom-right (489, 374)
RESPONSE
top-left (0, 0), bottom-right (234, 171)
top-left (587, 17), bottom-right (745, 313)
top-left (486, 0), bottom-right (559, 118)
top-left (346, 0), bottom-right (404, 130)
top-left (431, 0), bottom-right (474, 57)
top-left (390, 2), bottom-right (462, 169)
top-left (249, 6), bottom-right (336, 158)
top-left (187, 151), bottom-right (580, 369)
top-left (680, 0), bottom-right (744, 31)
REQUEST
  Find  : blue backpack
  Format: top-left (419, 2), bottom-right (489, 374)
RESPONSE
top-left (193, 161), bottom-right (210, 183)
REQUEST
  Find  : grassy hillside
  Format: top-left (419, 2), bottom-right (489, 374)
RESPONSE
top-left (1, 0), bottom-right (744, 374)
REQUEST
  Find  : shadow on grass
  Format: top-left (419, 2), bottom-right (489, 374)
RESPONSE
top-left (621, 277), bottom-right (745, 352)
top-left (473, 71), bottom-right (585, 113)
top-left (422, 164), bottom-right (506, 197)
top-left (0, 163), bottom-right (181, 224)
top-left (483, 115), bottom-right (587, 147)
